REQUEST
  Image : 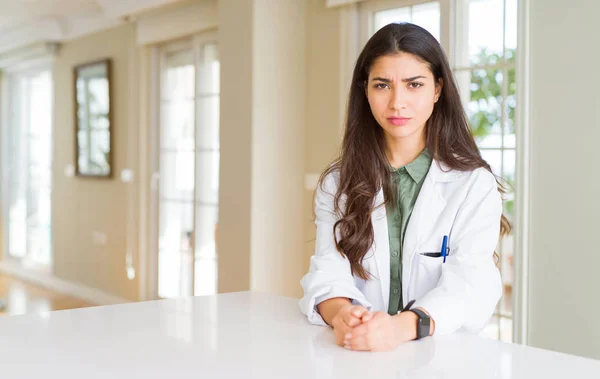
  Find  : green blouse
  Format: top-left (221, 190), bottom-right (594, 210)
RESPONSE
top-left (386, 148), bottom-right (432, 315)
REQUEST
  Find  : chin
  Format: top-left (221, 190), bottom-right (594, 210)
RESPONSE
top-left (385, 127), bottom-right (420, 139)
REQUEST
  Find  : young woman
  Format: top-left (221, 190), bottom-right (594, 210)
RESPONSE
top-left (299, 23), bottom-right (510, 352)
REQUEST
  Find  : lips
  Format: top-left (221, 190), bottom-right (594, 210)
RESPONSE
top-left (387, 117), bottom-right (411, 126)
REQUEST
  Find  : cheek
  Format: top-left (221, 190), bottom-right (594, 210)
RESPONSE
top-left (367, 93), bottom-right (388, 115)
top-left (413, 95), bottom-right (435, 119)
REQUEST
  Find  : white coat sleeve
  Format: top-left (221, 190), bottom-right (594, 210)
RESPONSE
top-left (413, 169), bottom-right (503, 335)
top-left (298, 173), bottom-right (373, 326)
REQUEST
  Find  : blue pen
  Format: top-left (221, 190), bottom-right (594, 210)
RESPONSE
top-left (441, 235), bottom-right (448, 263)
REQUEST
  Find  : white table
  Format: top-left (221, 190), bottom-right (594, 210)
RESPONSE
top-left (1, 291), bottom-right (599, 378)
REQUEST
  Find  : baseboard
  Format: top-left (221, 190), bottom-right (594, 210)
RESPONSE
top-left (0, 261), bottom-right (130, 306)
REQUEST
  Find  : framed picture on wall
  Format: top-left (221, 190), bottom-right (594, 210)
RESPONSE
top-left (73, 58), bottom-right (113, 178)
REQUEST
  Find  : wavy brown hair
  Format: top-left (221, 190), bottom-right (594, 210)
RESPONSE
top-left (318, 23), bottom-right (511, 280)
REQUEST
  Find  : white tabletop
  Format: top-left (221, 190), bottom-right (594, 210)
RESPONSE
top-left (1, 291), bottom-right (599, 378)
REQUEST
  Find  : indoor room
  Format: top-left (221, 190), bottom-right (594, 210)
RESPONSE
top-left (0, 0), bottom-right (598, 376)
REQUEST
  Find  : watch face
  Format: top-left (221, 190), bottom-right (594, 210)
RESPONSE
top-left (417, 316), bottom-right (430, 339)
top-left (410, 309), bottom-right (430, 339)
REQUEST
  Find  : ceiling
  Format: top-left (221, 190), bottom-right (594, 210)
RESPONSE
top-left (0, 1), bottom-right (101, 34)
top-left (0, 0), bottom-right (183, 53)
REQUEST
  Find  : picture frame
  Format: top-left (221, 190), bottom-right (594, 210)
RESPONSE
top-left (73, 58), bottom-right (113, 178)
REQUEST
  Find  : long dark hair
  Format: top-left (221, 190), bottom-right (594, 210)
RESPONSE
top-left (318, 23), bottom-right (511, 280)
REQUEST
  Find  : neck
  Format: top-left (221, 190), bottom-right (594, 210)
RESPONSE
top-left (384, 132), bottom-right (426, 168)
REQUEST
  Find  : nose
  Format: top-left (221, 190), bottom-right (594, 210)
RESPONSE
top-left (389, 87), bottom-right (408, 110)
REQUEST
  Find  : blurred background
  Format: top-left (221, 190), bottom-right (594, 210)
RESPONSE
top-left (0, 0), bottom-right (598, 361)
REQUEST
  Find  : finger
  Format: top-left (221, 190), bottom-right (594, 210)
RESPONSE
top-left (349, 306), bottom-right (369, 319)
top-left (345, 335), bottom-right (370, 351)
top-left (335, 324), bottom-right (354, 346)
top-left (336, 332), bottom-right (346, 346)
top-left (343, 307), bottom-right (366, 327)
top-left (360, 311), bottom-right (374, 323)
top-left (350, 313), bottom-right (383, 339)
top-left (345, 315), bottom-right (361, 327)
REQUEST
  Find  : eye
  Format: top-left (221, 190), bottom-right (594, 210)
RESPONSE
top-left (408, 82), bottom-right (424, 89)
top-left (373, 82), bottom-right (390, 90)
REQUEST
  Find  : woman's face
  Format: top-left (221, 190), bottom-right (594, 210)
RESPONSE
top-left (366, 53), bottom-right (442, 144)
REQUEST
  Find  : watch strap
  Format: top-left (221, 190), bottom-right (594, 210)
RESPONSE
top-left (409, 308), bottom-right (431, 339)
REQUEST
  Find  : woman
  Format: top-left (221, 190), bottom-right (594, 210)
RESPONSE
top-left (299, 23), bottom-right (510, 352)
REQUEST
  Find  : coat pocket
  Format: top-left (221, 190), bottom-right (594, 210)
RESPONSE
top-left (410, 249), bottom-right (444, 300)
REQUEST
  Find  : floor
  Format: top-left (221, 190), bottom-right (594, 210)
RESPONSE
top-left (0, 274), bottom-right (92, 317)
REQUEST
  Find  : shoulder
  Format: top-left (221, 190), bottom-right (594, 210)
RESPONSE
top-left (463, 166), bottom-right (497, 190)
top-left (433, 159), bottom-right (497, 190)
top-left (455, 167), bottom-right (501, 207)
top-left (433, 159), bottom-right (500, 204)
top-left (318, 168), bottom-right (341, 195)
top-left (314, 168), bottom-right (342, 214)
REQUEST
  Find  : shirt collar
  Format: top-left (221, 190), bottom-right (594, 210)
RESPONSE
top-left (389, 148), bottom-right (432, 183)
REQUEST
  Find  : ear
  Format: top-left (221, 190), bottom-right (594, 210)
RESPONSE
top-left (434, 78), bottom-right (443, 102)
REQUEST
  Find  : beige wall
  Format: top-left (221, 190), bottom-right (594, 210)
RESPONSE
top-left (52, 24), bottom-right (140, 301)
top-left (0, 70), bottom-right (5, 262)
top-left (303, 0), bottom-right (344, 273)
top-left (217, 0), bottom-right (254, 294)
top-left (218, 0), bottom-right (310, 298)
top-left (527, 0), bottom-right (600, 359)
top-left (251, 0), bottom-right (307, 298)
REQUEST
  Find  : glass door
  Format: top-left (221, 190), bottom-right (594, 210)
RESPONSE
top-left (2, 69), bottom-right (53, 268)
top-left (154, 33), bottom-right (220, 298)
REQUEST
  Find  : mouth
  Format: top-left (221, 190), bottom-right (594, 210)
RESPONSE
top-left (387, 117), bottom-right (411, 126)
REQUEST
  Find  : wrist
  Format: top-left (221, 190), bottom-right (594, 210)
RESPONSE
top-left (393, 311), bottom-right (419, 343)
top-left (318, 297), bottom-right (352, 326)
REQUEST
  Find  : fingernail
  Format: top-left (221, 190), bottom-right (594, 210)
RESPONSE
top-left (344, 344), bottom-right (351, 349)
top-left (345, 333), bottom-right (352, 339)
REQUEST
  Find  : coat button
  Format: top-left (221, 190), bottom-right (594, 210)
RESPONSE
top-left (391, 250), bottom-right (398, 257)
top-left (392, 288), bottom-right (399, 294)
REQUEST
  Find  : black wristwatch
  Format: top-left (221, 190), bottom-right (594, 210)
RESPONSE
top-left (409, 308), bottom-right (431, 339)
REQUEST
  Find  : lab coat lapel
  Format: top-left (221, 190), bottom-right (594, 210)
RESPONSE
top-left (372, 188), bottom-right (390, 311)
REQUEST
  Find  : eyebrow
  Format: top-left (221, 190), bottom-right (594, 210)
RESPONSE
top-left (371, 76), bottom-right (427, 83)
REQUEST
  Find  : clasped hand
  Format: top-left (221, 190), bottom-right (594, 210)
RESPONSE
top-left (331, 305), bottom-right (418, 352)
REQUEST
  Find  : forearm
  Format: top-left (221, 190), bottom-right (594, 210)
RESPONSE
top-left (317, 297), bottom-right (352, 326)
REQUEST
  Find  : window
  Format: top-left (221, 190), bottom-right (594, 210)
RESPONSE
top-left (359, 0), bottom-right (451, 55)
top-left (373, 2), bottom-right (441, 41)
top-left (153, 33), bottom-right (220, 298)
top-left (1, 69), bottom-right (53, 268)
top-left (359, 0), bottom-right (518, 342)
top-left (453, 0), bottom-right (518, 343)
